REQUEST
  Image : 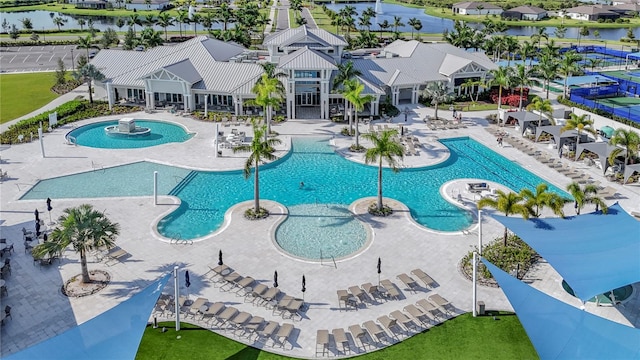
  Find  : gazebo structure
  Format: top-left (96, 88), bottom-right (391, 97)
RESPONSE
top-left (534, 125), bottom-right (587, 154)
top-left (575, 141), bottom-right (625, 175)
top-left (623, 163), bottom-right (640, 184)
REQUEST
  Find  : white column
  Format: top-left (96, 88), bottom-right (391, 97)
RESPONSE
top-left (204, 94), bottom-right (209, 117)
top-left (472, 251), bottom-right (477, 317)
top-left (106, 82), bottom-right (114, 111)
top-left (153, 171), bottom-right (158, 206)
top-left (38, 126), bottom-right (45, 158)
top-left (214, 123), bottom-right (219, 158)
top-left (174, 266), bottom-right (180, 331)
top-left (478, 209), bottom-right (483, 256)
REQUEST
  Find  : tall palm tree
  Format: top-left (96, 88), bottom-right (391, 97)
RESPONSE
top-left (526, 96), bottom-right (554, 129)
top-left (73, 64), bottom-right (105, 103)
top-left (566, 182), bottom-right (607, 215)
top-left (157, 13), bottom-right (175, 41)
top-left (361, 129), bottom-right (404, 211)
top-left (422, 81), bottom-right (453, 120)
top-left (408, 17), bottom-right (420, 39)
top-left (477, 190), bottom-right (530, 246)
top-left (250, 72), bottom-right (285, 137)
top-left (333, 60), bottom-right (361, 129)
top-left (520, 183), bottom-right (567, 218)
top-left (76, 35), bottom-right (93, 60)
top-left (558, 50), bottom-right (582, 98)
top-left (535, 53), bottom-right (559, 99)
top-left (392, 15), bottom-right (404, 34)
top-left (460, 78), bottom-right (485, 104)
top-left (531, 27), bottom-right (548, 49)
top-left (561, 113), bottom-right (596, 153)
top-left (511, 63), bottom-right (534, 111)
top-left (176, 10), bottom-right (189, 37)
top-left (53, 17), bottom-right (65, 31)
top-left (488, 66), bottom-right (512, 122)
top-left (343, 78), bottom-right (374, 148)
top-left (608, 128), bottom-right (640, 167)
top-left (215, 3), bottom-right (235, 31)
top-left (33, 204), bottom-right (120, 283)
top-left (519, 40), bottom-right (536, 64)
top-left (232, 120), bottom-right (281, 214)
top-left (128, 13), bottom-right (142, 35)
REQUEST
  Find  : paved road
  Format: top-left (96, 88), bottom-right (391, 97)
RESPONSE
top-left (0, 45), bottom-right (90, 73)
top-left (276, 0), bottom-right (290, 31)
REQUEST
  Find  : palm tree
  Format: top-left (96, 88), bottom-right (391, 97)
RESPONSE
top-left (477, 190), bottom-right (530, 246)
top-left (232, 120), bottom-right (282, 214)
top-left (558, 50), bottom-right (582, 98)
top-left (422, 81), bottom-right (453, 120)
top-left (73, 64), bottom-right (105, 103)
top-left (139, 27), bottom-right (164, 49)
top-left (176, 10), bottom-right (189, 37)
top-left (488, 66), bottom-right (511, 122)
top-left (460, 78), bottom-right (485, 104)
top-left (535, 53), bottom-right (559, 99)
top-left (561, 113), bottom-right (596, 153)
top-left (520, 183), bottom-right (567, 218)
top-left (76, 35), bottom-right (93, 60)
top-left (33, 204), bottom-right (120, 283)
top-left (519, 40), bottom-right (536, 64)
top-left (531, 27), bottom-right (548, 49)
top-left (608, 129), bottom-right (640, 167)
top-left (333, 60), bottom-right (361, 129)
top-left (511, 64), bottom-right (534, 111)
top-left (361, 129), bottom-right (404, 211)
top-left (215, 3), bottom-right (235, 31)
top-left (53, 17), bottom-right (65, 31)
top-left (343, 78), bottom-right (375, 148)
top-left (157, 13), bottom-right (175, 41)
top-left (392, 15), bottom-right (404, 34)
top-left (526, 96), bottom-right (554, 129)
top-left (77, 18), bottom-right (86, 31)
top-left (250, 72), bottom-right (285, 137)
top-left (128, 13), bottom-right (142, 35)
top-left (408, 18), bottom-right (421, 39)
top-left (566, 182), bottom-right (607, 215)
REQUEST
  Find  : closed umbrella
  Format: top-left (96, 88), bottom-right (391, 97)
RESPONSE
top-left (273, 270), bottom-right (278, 288)
top-left (377, 257), bottom-right (382, 285)
top-left (35, 209), bottom-right (40, 222)
top-left (46, 198), bottom-right (53, 225)
top-left (218, 250), bottom-right (223, 266)
top-left (35, 221), bottom-right (41, 237)
top-left (43, 233), bottom-right (48, 242)
top-left (185, 270), bottom-right (191, 300)
top-left (302, 275), bottom-right (306, 300)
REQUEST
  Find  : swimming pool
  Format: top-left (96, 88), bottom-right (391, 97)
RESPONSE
top-left (22, 137), bottom-right (567, 241)
top-left (67, 120), bottom-right (193, 149)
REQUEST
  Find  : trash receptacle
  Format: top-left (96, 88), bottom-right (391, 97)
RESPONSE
top-left (477, 301), bottom-right (485, 316)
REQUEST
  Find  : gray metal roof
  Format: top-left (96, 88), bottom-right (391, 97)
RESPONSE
top-left (162, 59), bottom-right (202, 84)
top-left (438, 54), bottom-right (472, 76)
top-left (264, 25), bottom-right (347, 47)
top-left (452, 1), bottom-right (503, 10)
top-left (278, 47), bottom-right (337, 70)
top-left (91, 36), bottom-right (263, 94)
top-left (504, 5), bottom-right (546, 14)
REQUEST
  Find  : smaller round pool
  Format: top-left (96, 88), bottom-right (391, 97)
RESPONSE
top-left (562, 280), bottom-right (633, 304)
top-left (67, 120), bottom-right (193, 149)
top-left (275, 204), bottom-right (368, 261)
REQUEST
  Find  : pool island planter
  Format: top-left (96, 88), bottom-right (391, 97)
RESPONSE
top-left (104, 118), bottom-right (151, 138)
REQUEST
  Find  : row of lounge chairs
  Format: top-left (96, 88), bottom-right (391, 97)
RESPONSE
top-left (427, 119), bottom-right (465, 131)
top-left (317, 294), bottom-right (455, 356)
top-left (153, 294), bottom-right (296, 349)
top-left (206, 263), bottom-right (304, 320)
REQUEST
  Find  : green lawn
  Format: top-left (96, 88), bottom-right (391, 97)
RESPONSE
top-left (0, 72), bottom-right (59, 124)
top-left (137, 313), bottom-right (538, 360)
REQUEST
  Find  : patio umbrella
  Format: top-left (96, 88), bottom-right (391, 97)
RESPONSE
top-left (185, 270), bottom-right (191, 299)
top-left (377, 257), bottom-right (382, 285)
top-left (218, 250), bottom-right (223, 266)
top-left (46, 198), bottom-right (53, 224)
top-left (35, 221), bottom-right (41, 237)
top-left (34, 209), bottom-right (40, 222)
top-left (301, 275), bottom-right (306, 301)
top-left (274, 270), bottom-right (278, 288)
top-left (43, 233), bottom-right (48, 242)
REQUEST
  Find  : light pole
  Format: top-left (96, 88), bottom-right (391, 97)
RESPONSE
top-left (70, 48), bottom-right (75, 72)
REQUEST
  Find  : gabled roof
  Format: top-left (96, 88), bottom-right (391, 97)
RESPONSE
top-left (615, 3), bottom-right (640, 11)
top-left (452, 1), bottom-right (503, 10)
top-left (383, 39), bottom-right (421, 57)
top-left (504, 5), bottom-right (546, 14)
top-left (439, 54), bottom-right (472, 76)
top-left (91, 36), bottom-right (263, 94)
top-left (161, 59), bottom-right (202, 84)
top-left (264, 25), bottom-right (347, 47)
top-left (278, 47), bottom-right (337, 70)
top-left (566, 5), bottom-right (619, 15)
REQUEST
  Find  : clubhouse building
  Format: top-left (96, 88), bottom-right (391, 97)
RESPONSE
top-left (92, 26), bottom-right (497, 120)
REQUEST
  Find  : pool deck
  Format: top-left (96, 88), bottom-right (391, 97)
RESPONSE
top-left (1, 105), bottom-right (639, 358)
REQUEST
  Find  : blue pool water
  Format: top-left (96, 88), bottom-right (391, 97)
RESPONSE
top-left (67, 120), bottom-right (193, 149)
top-left (275, 204), bottom-right (367, 260)
top-left (22, 137), bottom-right (567, 242)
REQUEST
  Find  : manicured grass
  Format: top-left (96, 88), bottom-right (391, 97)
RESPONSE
top-left (0, 72), bottom-right (59, 124)
top-left (137, 313), bottom-right (538, 360)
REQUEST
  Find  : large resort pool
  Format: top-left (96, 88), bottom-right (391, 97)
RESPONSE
top-left (21, 136), bottom-right (565, 260)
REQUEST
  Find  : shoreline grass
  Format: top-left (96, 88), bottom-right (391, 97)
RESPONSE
top-left (0, 72), bottom-right (59, 124)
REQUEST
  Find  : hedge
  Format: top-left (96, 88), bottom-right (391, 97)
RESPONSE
top-left (0, 100), bottom-right (142, 144)
top-left (557, 96), bottom-right (640, 130)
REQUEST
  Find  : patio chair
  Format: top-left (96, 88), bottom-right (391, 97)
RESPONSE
top-left (284, 298), bottom-right (304, 320)
top-left (379, 279), bottom-right (402, 300)
top-left (2, 305), bottom-right (11, 324)
top-left (316, 329), bottom-right (329, 356)
top-left (274, 323), bottom-right (294, 349)
top-left (332, 328), bottom-right (350, 354)
top-left (260, 287), bottom-right (281, 308)
top-left (228, 311), bottom-right (252, 335)
top-left (0, 285), bottom-right (7, 297)
top-left (257, 321), bottom-right (279, 346)
top-left (202, 302), bottom-right (225, 324)
top-left (1, 244), bottom-right (14, 256)
top-left (390, 310), bottom-right (420, 332)
top-left (337, 290), bottom-right (357, 310)
top-left (273, 295), bottom-right (293, 317)
top-left (219, 272), bottom-right (242, 291)
top-left (104, 248), bottom-right (129, 266)
top-left (411, 268), bottom-right (437, 289)
top-left (396, 273), bottom-right (419, 293)
top-left (403, 304), bottom-right (433, 327)
top-left (348, 285), bottom-right (367, 304)
top-left (428, 294), bottom-right (455, 316)
top-left (361, 282), bottom-right (384, 303)
top-left (416, 298), bottom-right (445, 321)
top-left (348, 324), bottom-right (370, 350)
top-left (216, 307), bottom-right (239, 330)
top-left (188, 297), bottom-right (209, 319)
top-left (377, 315), bottom-right (402, 340)
top-left (245, 283), bottom-right (268, 304)
top-left (242, 315), bottom-right (264, 340)
top-left (363, 320), bottom-right (390, 344)
top-left (598, 186), bottom-right (618, 199)
top-left (233, 276), bottom-right (255, 295)
top-left (206, 263), bottom-right (230, 281)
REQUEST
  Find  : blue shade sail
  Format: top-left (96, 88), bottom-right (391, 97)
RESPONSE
top-left (490, 203), bottom-right (640, 302)
top-left (482, 259), bottom-right (640, 360)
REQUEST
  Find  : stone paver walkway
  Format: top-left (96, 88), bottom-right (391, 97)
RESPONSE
top-left (1, 104), bottom-right (638, 358)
